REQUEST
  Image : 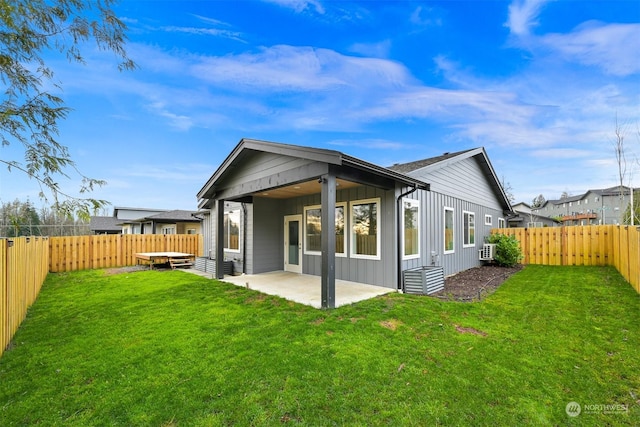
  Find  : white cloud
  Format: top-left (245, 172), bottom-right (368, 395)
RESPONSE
top-left (190, 45), bottom-right (415, 92)
top-left (539, 21), bottom-right (640, 76)
top-left (161, 26), bottom-right (245, 43)
top-left (263, 0), bottom-right (325, 15)
top-left (410, 6), bottom-right (442, 27)
top-left (505, 0), bottom-right (551, 36)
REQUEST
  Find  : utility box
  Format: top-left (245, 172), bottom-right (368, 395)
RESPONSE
top-left (403, 266), bottom-right (445, 295)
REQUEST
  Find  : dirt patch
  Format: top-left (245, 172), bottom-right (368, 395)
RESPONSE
top-left (102, 265), bottom-right (150, 276)
top-left (454, 324), bottom-right (487, 336)
top-left (432, 264), bottom-right (523, 302)
top-left (379, 319), bottom-right (403, 331)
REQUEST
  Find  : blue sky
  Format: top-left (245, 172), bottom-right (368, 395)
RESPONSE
top-left (1, 0), bottom-right (639, 213)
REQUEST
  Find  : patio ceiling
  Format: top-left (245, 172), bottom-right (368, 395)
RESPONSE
top-left (256, 178), bottom-right (362, 199)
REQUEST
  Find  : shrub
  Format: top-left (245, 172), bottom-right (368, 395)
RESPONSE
top-left (487, 233), bottom-right (523, 267)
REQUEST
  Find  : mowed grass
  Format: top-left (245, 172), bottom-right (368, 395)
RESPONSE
top-left (0, 265), bottom-right (639, 426)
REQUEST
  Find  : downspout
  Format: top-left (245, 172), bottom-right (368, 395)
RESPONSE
top-left (396, 185), bottom-right (418, 291)
top-left (241, 203), bottom-right (247, 274)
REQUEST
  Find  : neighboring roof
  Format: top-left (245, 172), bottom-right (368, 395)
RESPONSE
top-left (197, 138), bottom-right (430, 203)
top-left (89, 216), bottom-right (121, 232)
top-left (143, 210), bottom-right (200, 222)
top-left (119, 210), bottom-right (201, 224)
top-left (113, 206), bottom-right (168, 216)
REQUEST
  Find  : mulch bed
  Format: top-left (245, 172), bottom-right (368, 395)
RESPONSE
top-left (432, 264), bottom-right (524, 302)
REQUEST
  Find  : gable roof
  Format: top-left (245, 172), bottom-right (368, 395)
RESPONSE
top-left (197, 138), bottom-right (430, 204)
top-left (387, 149), bottom-right (476, 174)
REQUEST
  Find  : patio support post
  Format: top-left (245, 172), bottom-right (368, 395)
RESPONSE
top-left (215, 199), bottom-right (225, 279)
top-left (321, 173), bottom-right (336, 308)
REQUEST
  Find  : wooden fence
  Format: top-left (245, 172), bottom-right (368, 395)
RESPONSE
top-left (49, 234), bottom-right (203, 272)
top-left (1, 237), bottom-right (50, 359)
top-left (494, 225), bottom-right (640, 293)
top-left (1, 234), bottom-right (203, 358)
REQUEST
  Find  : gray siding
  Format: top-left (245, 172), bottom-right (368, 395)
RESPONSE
top-left (409, 156), bottom-right (504, 211)
top-left (251, 197), bottom-right (284, 274)
top-left (202, 210), bottom-right (213, 258)
top-left (398, 188), bottom-right (504, 277)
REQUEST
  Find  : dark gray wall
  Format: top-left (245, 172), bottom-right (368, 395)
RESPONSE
top-left (251, 197), bottom-right (284, 274)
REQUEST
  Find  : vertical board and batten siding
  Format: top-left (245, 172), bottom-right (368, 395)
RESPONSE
top-left (251, 197), bottom-right (283, 274)
top-left (408, 156), bottom-right (504, 211)
top-left (1, 237), bottom-right (50, 358)
top-left (400, 154), bottom-right (509, 277)
top-left (202, 209), bottom-right (213, 259)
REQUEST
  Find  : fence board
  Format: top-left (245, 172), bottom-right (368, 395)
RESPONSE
top-left (1, 237), bottom-right (49, 358)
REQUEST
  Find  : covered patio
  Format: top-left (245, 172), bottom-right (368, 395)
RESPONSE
top-left (215, 271), bottom-right (395, 308)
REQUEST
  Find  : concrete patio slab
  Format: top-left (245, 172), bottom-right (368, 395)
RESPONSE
top-left (183, 269), bottom-right (395, 308)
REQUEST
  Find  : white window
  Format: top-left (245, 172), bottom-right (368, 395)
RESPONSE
top-left (224, 210), bottom-right (240, 252)
top-left (444, 207), bottom-right (454, 254)
top-left (351, 198), bottom-right (380, 260)
top-left (187, 228), bottom-right (196, 235)
top-left (585, 198), bottom-right (588, 204)
top-left (485, 214), bottom-right (492, 226)
top-left (402, 198), bottom-right (420, 259)
top-left (463, 211), bottom-right (475, 247)
top-left (498, 218), bottom-right (506, 228)
top-left (303, 204), bottom-right (346, 256)
top-left (162, 226), bottom-right (176, 235)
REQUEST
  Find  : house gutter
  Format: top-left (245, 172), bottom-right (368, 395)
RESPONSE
top-left (396, 185), bottom-right (418, 291)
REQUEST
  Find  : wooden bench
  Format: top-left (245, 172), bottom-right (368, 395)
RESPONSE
top-left (169, 257), bottom-right (194, 269)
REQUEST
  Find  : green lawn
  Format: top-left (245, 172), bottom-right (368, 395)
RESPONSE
top-left (0, 265), bottom-right (639, 426)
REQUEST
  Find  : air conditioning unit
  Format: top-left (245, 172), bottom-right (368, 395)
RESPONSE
top-left (478, 243), bottom-right (496, 261)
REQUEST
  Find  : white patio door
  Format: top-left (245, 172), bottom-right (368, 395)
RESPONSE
top-left (284, 215), bottom-right (302, 273)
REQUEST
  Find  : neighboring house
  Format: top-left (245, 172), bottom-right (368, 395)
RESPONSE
top-left (536, 186), bottom-right (637, 225)
top-left (89, 216), bottom-right (122, 234)
top-left (508, 202), bottom-right (560, 228)
top-left (113, 206), bottom-right (168, 234)
top-left (120, 210), bottom-right (202, 235)
top-left (90, 207), bottom-right (202, 235)
top-left (196, 139), bottom-right (512, 308)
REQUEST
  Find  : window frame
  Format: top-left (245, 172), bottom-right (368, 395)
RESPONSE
top-left (303, 203), bottom-right (347, 257)
top-left (223, 209), bottom-right (241, 253)
top-left (401, 198), bottom-right (420, 260)
top-left (350, 198), bottom-right (381, 260)
top-left (463, 211), bottom-right (475, 248)
top-left (161, 225), bottom-right (176, 235)
top-left (484, 214), bottom-right (493, 226)
top-left (498, 217), bottom-right (506, 228)
top-left (444, 207), bottom-right (454, 254)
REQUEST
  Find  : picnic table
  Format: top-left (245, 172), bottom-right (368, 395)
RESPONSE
top-left (135, 252), bottom-right (195, 269)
